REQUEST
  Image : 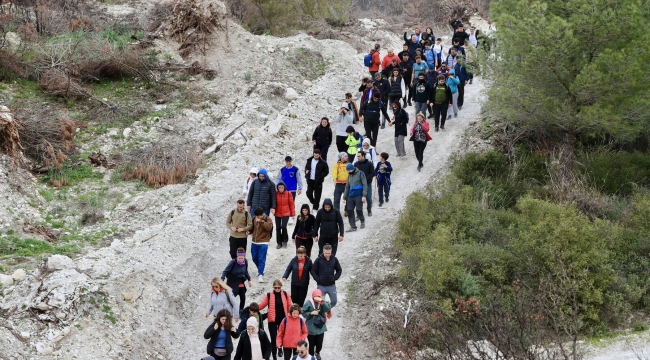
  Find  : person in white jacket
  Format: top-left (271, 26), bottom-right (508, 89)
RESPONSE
top-left (242, 167), bottom-right (258, 197)
top-left (353, 138), bottom-right (379, 167)
top-left (335, 104), bottom-right (354, 154)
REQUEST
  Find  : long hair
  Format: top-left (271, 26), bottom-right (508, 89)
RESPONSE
top-left (214, 309), bottom-right (234, 330)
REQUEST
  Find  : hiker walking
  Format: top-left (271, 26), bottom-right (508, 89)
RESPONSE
top-left (247, 168), bottom-right (276, 216)
top-left (365, 43), bottom-right (381, 77)
top-left (283, 246), bottom-right (313, 306)
top-left (359, 93), bottom-right (389, 147)
top-left (410, 113), bottom-right (433, 171)
top-left (259, 279), bottom-right (292, 360)
top-left (275, 156), bottom-right (303, 203)
top-left (310, 245), bottom-right (341, 308)
top-left (387, 68), bottom-right (406, 113)
top-left (311, 117), bottom-right (332, 162)
top-left (249, 207), bottom-right (274, 283)
top-left (335, 104), bottom-right (354, 154)
top-left (302, 289), bottom-right (332, 359)
top-left (204, 308), bottom-right (240, 360)
top-left (277, 304), bottom-right (309, 360)
top-left (344, 126), bottom-right (363, 163)
top-left (274, 182), bottom-right (295, 249)
top-left (429, 74), bottom-right (453, 132)
top-left (372, 72), bottom-right (391, 129)
top-left (354, 150), bottom-right (375, 217)
top-left (304, 149), bottom-right (329, 212)
top-left (226, 199), bottom-right (254, 259)
top-left (331, 153), bottom-right (349, 211)
top-left (206, 278), bottom-right (239, 320)
top-left (446, 69), bottom-right (460, 120)
top-left (234, 317), bottom-right (272, 360)
top-left (313, 199), bottom-right (345, 256)
top-left (342, 164), bottom-right (367, 231)
top-left (242, 168), bottom-right (258, 197)
top-left (237, 302), bottom-right (267, 333)
top-left (344, 93), bottom-right (360, 125)
top-left (291, 205), bottom-right (316, 257)
top-left (389, 101), bottom-right (409, 157)
top-left (375, 152), bottom-right (393, 207)
top-left (454, 58), bottom-right (469, 109)
top-left (222, 248), bottom-right (253, 310)
top-left (412, 72), bottom-right (431, 120)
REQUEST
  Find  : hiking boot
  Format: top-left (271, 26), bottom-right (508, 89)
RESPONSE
top-left (282, 242), bottom-right (288, 248)
top-left (441, 126), bottom-right (445, 131)
top-left (403, 99), bottom-right (408, 108)
top-left (360, 222), bottom-right (365, 229)
top-left (458, 106), bottom-right (463, 111)
top-left (258, 275), bottom-right (264, 283)
top-left (447, 115), bottom-right (451, 120)
top-left (454, 113), bottom-right (458, 118)
top-left (378, 202), bottom-right (383, 207)
top-left (276, 243), bottom-right (282, 249)
top-left (407, 100), bottom-right (412, 106)
top-left (368, 209), bottom-right (372, 216)
top-left (347, 227), bottom-right (357, 232)
top-left (427, 113), bottom-right (433, 119)
top-left (381, 123), bottom-right (385, 129)
top-left (417, 165), bottom-right (422, 171)
top-left (313, 205), bottom-right (318, 211)
top-left (278, 348), bottom-right (283, 358)
top-left (315, 352), bottom-right (321, 360)
top-left (435, 127), bottom-right (439, 132)
top-left (386, 196), bottom-right (389, 203)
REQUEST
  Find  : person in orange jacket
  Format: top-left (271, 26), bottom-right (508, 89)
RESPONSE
top-left (276, 304), bottom-right (309, 360)
top-left (274, 182), bottom-right (296, 249)
top-left (368, 43), bottom-right (381, 77)
top-left (381, 47), bottom-right (400, 70)
top-left (259, 279), bottom-right (293, 360)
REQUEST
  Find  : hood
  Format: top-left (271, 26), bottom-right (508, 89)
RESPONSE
top-left (449, 69), bottom-right (456, 75)
top-left (300, 204), bottom-right (311, 213)
top-left (276, 181), bottom-right (286, 191)
top-left (249, 167), bottom-right (258, 174)
top-left (362, 138), bottom-right (372, 148)
top-left (391, 100), bottom-right (402, 110)
top-left (322, 198), bottom-right (333, 210)
top-left (258, 168), bottom-right (268, 181)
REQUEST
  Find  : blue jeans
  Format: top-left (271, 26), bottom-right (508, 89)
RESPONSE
top-left (317, 284), bottom-right (338, 307)
top-left (251, 243), bottom-right (268, 275)
top-left (378, 180), bottom-right (390, 204)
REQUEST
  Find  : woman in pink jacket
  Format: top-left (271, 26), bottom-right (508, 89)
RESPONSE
top-left (276, 304), bottom-right (309, 360)
top-left (410, 112), bottom-right (433, 171)
top-left (275, 182), bottom-right (296, 249)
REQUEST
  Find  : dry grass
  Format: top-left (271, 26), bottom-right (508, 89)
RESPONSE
top-left (17, 107), bottom-right (77, 167)
top-left (38, 68), bottom-right (90, 99)
top-left (0, 106), bottom-right (24, 164)
top-left (122, 143), bottom-right (200, 188)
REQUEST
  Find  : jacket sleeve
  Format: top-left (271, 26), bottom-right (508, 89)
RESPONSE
top-left (301, 319), bottom-right (309, 339)
top-left (230, 290), bottom-right (240, 313)
top-left (246, 180), bottom-right (255, 206)
top-left (244, 212), bottom-right (253, 232)
top-left (291, 220), bottom-right (299, 239)
top-left (311, 126), bottom-right (318, 142)
top-left (403, 32), bottom-right (408, 42)
top-left (328, 128), bottom-right (333, 145)
top-left (343, 180), bottom-right (350, 199)
top-left (375, 162), bottom-right (381, 176)
top-left (289, 193), bottom-right (296, 217)
top-left (204, 323), bottom-right (216, 339)
top-left (261, 216), bottom-right (274, 231)
top-left (446, 86), bottom-right (453, 104)
top-left (226, 211), bottom-right (233, 230)
top-left (244, 260), bottom-right (251, 281)
top-left (275, 168), bottom-right (282, 184)
top-left (334, 258), bottom-right (342, 281)
top-left (320, 161), bottom-right (330, 181)
top-left (283, 258), bottom-right (294, 279)
top-left (261, 331), bottom-right (272, 359)
top-left (359, 101), bottom-right (367, 116)
top-left (270, 183), bottom-right (277, 208)
top-left (295, 167), bottom-right (303, 191)
top-left (233, 335), bottom-right (244, 360)
top-left (386, 161), bottom-right (393, 173)
top-left (259, 292), bottom-right (269, 310)
top-left (331, 162), bottom-right (339, 181)
top-left (358, 84), bottom-right (365, 92)
top-left (380, 103), bottom-right (390, 120)
top-left (276, 319), bottom-right (285, 347)
top-left (421, 120), bottom-right (431, 132)
top-left (207, 293), bottom-right (214, 315)
top-left (230, 329), bottom-right (240, 339)
top-left (222, 260), bottom-right (235, 280)
top-left (310, 258), bottom-right (320, 283)
top-left (336, 210), bottom-right (345, 236)
top-left (400, 79), bottom-right (406, 97)
top-left (361, 172), bottom-right (368, 197)
top-left (373, 52), bottom-right (381, 67)
top-left (313, 212), bottom-right (321, 236)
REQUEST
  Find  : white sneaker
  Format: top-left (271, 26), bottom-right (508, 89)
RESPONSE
top-left (258, 275), bottom-right (264, 283)
top-left (288, 217), bottom-right (294, 225)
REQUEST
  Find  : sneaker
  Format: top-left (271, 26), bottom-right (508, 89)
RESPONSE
top-left (360, 222), bottom-right (365, 229)
top-left (378, 202), bottom-right (383, 207)
top-left (469, 78), bottom-right (473, 84)
top-left (381, 123), bottom-right (386, 129)
top-left (407, 101), bottom-right (412, 106)
top-left (447, 115), bottom-right (451, 120)
top-left (282, 242), bottom-right (288, 248)
top-left (435, 127), bottom-right (439, 132)
top-left (386, 196), bottom-right (389, 203)
top-left (454, 113), bottom-right (458, 118)
top-left (441, 126), bottom-right (445, 131)
top-left (258, 274), bottom-right (264, 283)
top-left (458, 106), bottom-right (463, 111)
top-left (315, 353), bottom-right (321, 360)
top-left (417, 165), bottom-right (422, 171)
top-left (276, 243), bottom-right (282, 249)
top-left (347, 227), bottom-right (357, 232)
top-left (313, 205), bottom-right (318, 211)
top-left (288, 217), bottom-right (294, 225)
top-left (368, 209), bottom-right (372, 216)
top-left (427, 113), bottom-right (433, 119)
top-left (278, 348), bottom-right (283, 358)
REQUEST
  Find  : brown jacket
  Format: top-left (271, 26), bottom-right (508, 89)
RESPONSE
top-left (251, 215), bottom-right (273, 243)
top-left (226, 209), bottom-right (254, 239)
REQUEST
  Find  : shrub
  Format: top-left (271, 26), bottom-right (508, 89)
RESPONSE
top-left (581, 151), bottom-right (650, 196)
top-left (121, 143), bottom-right (200, 188)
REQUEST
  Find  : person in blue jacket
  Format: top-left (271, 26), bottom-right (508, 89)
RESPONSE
top-left (446, 69), bottom-right (460, 120)
top-left (275, 156), bottom-right (303, 206)
top-left (375, 152), bottom-right (393, 207)
top-left (454, 58), bottom-right (469, 110)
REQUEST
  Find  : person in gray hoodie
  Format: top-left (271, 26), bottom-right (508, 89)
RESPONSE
top-left (342, 163), bottom-right (367, 231)
top-left (335, 104), bottom-right (355, 153)
top-left (246, 168), bottom-right (276, 216)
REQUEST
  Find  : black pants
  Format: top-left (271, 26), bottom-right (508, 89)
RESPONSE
top-left (229, 236), bottom-right (248, 259)
top-left (213, 353), bottom-right (231, 360)
top-left (308, 333), bottom-right (325, 355)
top-left (432, 103), bottom-right (447, 129)
top-left (413, 141), bottom-right (427, 167)
top-left (306, 179), bottom-right (323, 210)
top-left (269, 322), bottom-right (279, 360)
top-left (275, 217), bottom-right (289, 245)
top-left (318, 236), bottom-right (338, 257)
top-left (231, 284), bottom-right (247, 310)
top-left (458, 81), bottom-right (465, 107)
top-left (295, 237), bottom-right (314, 258)
top-left (291, 284), bottom-right (309, 307)
top-left (290, 191), bottom-right (296, 201)
top-left (314, 144), bottom-right (329, 161)
top-left (335, 135), bottom-right (347, 153)
top-left (364, 121), bottom-right (380, 147)
top-left (283, 349), bottom-right (297, 360)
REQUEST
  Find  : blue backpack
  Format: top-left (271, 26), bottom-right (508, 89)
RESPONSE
top-left (357, 133), bottom-right (364, 149)
top-left (363, 53), bottom-right (373, 67)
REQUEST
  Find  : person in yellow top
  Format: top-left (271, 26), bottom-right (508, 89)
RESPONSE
top-left (331, 152), bottom-right (349, 212)
top-left (344, 126), bottom-right (362, 160)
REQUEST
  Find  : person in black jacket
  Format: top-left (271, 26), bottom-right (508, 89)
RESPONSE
top-left (389, 101), bottom-right (409, 157)
top-left (310, 244), bottom-right (342, 307)
top-left (204, 308), bottom-right (240, 359)
top-left (354, 151), bottom-right (375, 216)
top-left (381, 57), bottom-right (401, 78)
top-left (304, 149), bottom-right (329, 211)
top-left (291, 204), bottom-right (316, 257)
top-left (452, 24), bottom-right (470, 46)
top-left (403, 33), bottom-right (421, 59)
top-left (282, 245), bottom-right (314, 306)
top-left (311, 117), bottom-right (332, 161)
top-left (399, 53), bottom-right (414, 107)
top-left (359, 93), bottom-right (390, 148)
top-left (428, 74), bottom-right (453, 131)
top-left (234, 317), bottom-right (272, 360)
top-left (313, 198), bottom-right (344, 256)
top-left (373, 72), bottom-right (391, 129)
top-left (237, 302), bottom-right (267, 334)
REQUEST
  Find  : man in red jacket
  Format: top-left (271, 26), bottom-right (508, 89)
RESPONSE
top-left (381, 47), bottom-right (400, 70)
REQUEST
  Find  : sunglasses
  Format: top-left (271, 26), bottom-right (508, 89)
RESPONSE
top-left (273, 286), bottom-right (282, 289)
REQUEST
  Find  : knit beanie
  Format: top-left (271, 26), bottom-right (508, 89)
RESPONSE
top-left (346, 163), bottom-right (355, 171)
top-left (337, 152), bottom-right (347, 161)
top-left (346, 125), bottom-right (355, 133)
top-left (312, 289), bottom-right (323, 298)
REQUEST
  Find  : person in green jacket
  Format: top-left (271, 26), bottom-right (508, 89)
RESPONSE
top-left (344, 126), bottom-right (362, 163)
top-left (302, 288), bottom-right (332, 359)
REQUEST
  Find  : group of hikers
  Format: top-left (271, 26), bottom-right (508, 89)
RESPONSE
top-left (203, 22), bottom-right (483, 360)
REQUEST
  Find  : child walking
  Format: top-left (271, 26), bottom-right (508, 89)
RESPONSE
top-left (375, 152), bottom-right (393, 207)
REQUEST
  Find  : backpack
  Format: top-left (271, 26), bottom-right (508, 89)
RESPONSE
top-left (402, 109), bottom-right (410, 122)
top-left (231, 209), bottom-right (250, 224)
top-left (363, 53), bottom-right (373, 67)
top-left (356, 133), bottom-right (364, 149)
top-left (282, 316), bottom-right (305, 330)
top-left (292, 356), bottom-right (315, 360)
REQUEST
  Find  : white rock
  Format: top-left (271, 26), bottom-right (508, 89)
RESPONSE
top-left (47, 255), bottom-right (75, 271)
top-left (4, 32), bottom-right (21, 49)
top-left (285, 88), bottom-right (299, 101)
top-left (108, 129), bottom-right (119, 136)
top-left (11, 269), bottom-right (26, 281)
top-left (203, 143), bottom-right (218, 155)
top-left (0, 274), bottom-right (13, 287)
top-left (36, 342), bottom-right (54, 355)
top-left (260, 114), bottom-right (269, 120)
top-left (20, 331), bottom-right (30, 339)
top-left (44, 269), bottom-right (91, 309)
top-left (122, 127), bottom-right (132, 138)
top-left (303, 80), bottom-right (313, 87)
top-left (35, 302), bottom-right (52, 311)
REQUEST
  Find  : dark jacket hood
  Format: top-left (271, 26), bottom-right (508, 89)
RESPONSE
top-left (300, 204), bottom-right (311, 213)
top-left (322, 198), bottom-right (333, 211)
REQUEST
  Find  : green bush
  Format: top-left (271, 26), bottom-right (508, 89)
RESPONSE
top-left (581, 152), bottom-right (650, 196)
